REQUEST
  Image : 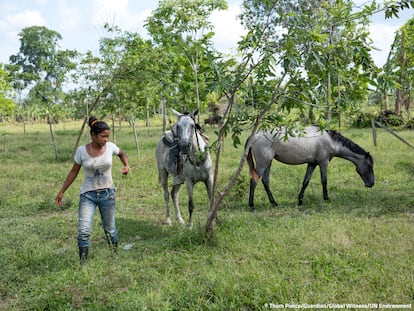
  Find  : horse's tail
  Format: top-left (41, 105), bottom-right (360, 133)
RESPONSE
top-left (246, 141), bottom-right (260, 183)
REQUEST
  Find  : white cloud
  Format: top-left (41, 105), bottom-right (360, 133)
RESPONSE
top-left (0, 10), bottom-right (46, 30)
top-left (0, 10), bottom-right (45, 39)
top-left (0, 1), bottom-right (17, 14)
top-left (91, 0), bottom-right (121, 28)
top-left (210, 4), bottom-right (245, 53)
top-left (369, 22), bottom-right (399, 66)
top-left (91, 0), bottom-right (143, 31)
top-left (57, 1), bottom-right (82, 31)
top-left (0, 8), bottom-right (46, 60)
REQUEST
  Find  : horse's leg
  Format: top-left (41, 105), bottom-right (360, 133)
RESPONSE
top-left (159, 170), bottom-right (172, 225)
top-left (249, 177), bottom-right (258, 212)
top-left (319, 162), bottom-right (330, 202)
top-left (262, 163), bottom-right (278, 207)
top-left (204, 177), bottom-right (218, 223)
top-left (186, 181), bottom-right (195, 227)
top-left (298, 163), bottom-right (317, 205)
top-left (171, 183), bottom-right (185, 224)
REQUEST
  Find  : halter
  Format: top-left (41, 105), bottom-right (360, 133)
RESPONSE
top-left (173, 115), bottom-right (208, 168)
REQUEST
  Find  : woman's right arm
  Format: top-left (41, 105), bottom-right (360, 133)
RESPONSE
top-left (56, 162), bottom-right (81, 207)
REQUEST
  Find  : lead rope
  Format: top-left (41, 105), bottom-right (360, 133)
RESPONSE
top-left (188, 130), bottom-right (209, 167)
top-left (195, 129), bottom-right (201, 152)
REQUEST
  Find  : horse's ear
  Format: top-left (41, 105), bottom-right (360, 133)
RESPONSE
top-left (171, 108), bottom-right (183, 118)
top-left (191, 109), bottom-right (199, 118)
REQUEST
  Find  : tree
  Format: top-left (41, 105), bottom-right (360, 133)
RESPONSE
top-left (205, 0), bottom-right (412, 235)
top-left (384, 0), bottom-right (414, 18)
top-left (381, 18), bottom-right (414, 118)
top-left (0, 64), bottom-right (15, 118)
top-left (6, 26), bottom-right (77, 117)
top-left (99, 27), bottom-right (162, 124)
top-left (67, 24), bottom-right (164, 156)
top-left (240, 0), bottom-right (379, 125)
top-left (145, 0), bottom-right (227, 122)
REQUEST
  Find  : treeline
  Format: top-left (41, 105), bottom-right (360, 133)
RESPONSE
top-left (0, 0), bottom-right (412, 131)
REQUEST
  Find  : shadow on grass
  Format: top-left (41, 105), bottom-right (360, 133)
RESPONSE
top-left (221, 184), bottom-right (414, 219)
top-left (116, 217), bottom-right (213, 254)
top-left (118, 217), bottom-right (169, 242)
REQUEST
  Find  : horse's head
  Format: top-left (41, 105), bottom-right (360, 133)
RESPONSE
top-left (356, 152), bottom-right (374, 187)
top-left (172, 108), bottom-right (199, 154)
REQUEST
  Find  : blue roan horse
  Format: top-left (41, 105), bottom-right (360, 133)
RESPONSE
top-left (156, 109), bottom-right (213, 225)
top-left (246, 125), bottom-right (374, 209)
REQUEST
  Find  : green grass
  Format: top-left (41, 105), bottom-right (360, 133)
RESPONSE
top-left (0, 121), bottom-right (413, 310)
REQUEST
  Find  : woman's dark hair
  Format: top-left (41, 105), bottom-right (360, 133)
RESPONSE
top-left (88, 116), bottom-right (110, 135)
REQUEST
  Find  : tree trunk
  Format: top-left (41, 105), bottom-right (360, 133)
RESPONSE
top-left (205, 69), bottom-right (289, 236)
top-left (146, 97), bottom-right (150, 127)
top-left (383, 90), bottom-right (389, 111)
top-left (396, 88), bottom-right (402, 115)
top-left (161, 84), bottom-right (167, 133)
top-left (112, 113), bottom-right (116, 143)
top-left (407, 81), bottom-right (412, 120)
top-left (70, 85), bottom-right (110, 160)
top-left (130, 115), bottom-right (140, 157)
top-left (395, 29), bottom-right (406, 116)
top-left (47, 112), bottom-right (58, 161)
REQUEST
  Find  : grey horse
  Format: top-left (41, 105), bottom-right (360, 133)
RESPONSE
top-left (156, 109), bottom-right (213, 225)
top-left (246, 125), bottom-right (374, 210)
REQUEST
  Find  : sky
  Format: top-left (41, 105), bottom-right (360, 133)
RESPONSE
top-left (0, 0), bottom-right (413, 67)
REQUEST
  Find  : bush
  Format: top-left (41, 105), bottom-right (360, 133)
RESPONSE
top-left (376, 110), bottom-right (404, 127)
top-left (351, 112), bottom-right (374, 128)
top-left (404, 119), bottom-right (414, 130)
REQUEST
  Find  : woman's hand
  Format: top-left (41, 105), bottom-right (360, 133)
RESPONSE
top-left (56, 192), bottom-right (64, 207)
top-left (121, 166), bottom-right (129, 175)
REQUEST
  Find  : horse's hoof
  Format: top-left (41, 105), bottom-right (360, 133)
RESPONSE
top-left (251, 208), bottom-right (257, 213)
top-left (165, 218), bottom-right (172, 225)
top-left (177, 218), bottom-right (185, 225)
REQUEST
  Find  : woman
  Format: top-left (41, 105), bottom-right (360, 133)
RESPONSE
top-left (56, 116), bottom-right (130, 265)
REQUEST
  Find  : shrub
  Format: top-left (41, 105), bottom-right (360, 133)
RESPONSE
top-left (376, 110), bottom-right (404, 127)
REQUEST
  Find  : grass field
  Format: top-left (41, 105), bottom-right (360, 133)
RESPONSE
top-left (0, 119), bottom-right (413, 310)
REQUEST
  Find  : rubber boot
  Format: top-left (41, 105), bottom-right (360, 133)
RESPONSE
top-left (79, 247), bottom-right (89, 266)
top-left (112, 242), bottom-right (118, 254)
top-left (105, 233), bottom-right (118, 254)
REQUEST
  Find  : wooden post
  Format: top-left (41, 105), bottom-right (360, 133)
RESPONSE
top-left (47, 113), bottom-right (58, 161)
top-left (130, 115), bottom-right (140, 157)
top-left (371, 119), bottom-right (377, 147)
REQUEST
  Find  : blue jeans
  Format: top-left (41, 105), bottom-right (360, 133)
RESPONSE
top-left (78, 188), bottom-right (118, 248)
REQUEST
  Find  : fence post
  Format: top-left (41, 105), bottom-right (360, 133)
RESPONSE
top-left (371, 119), bottom-right (377, 147)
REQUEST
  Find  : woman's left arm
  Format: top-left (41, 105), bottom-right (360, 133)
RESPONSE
top-left (118, 150), bottom-right (130, 175)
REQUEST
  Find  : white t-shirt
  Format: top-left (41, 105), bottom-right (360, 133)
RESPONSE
top-left (74, 142), bottom-right (120, 194)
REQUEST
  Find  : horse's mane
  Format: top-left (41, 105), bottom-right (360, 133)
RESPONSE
top-left (327, 130), bottom-right (367, 155)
